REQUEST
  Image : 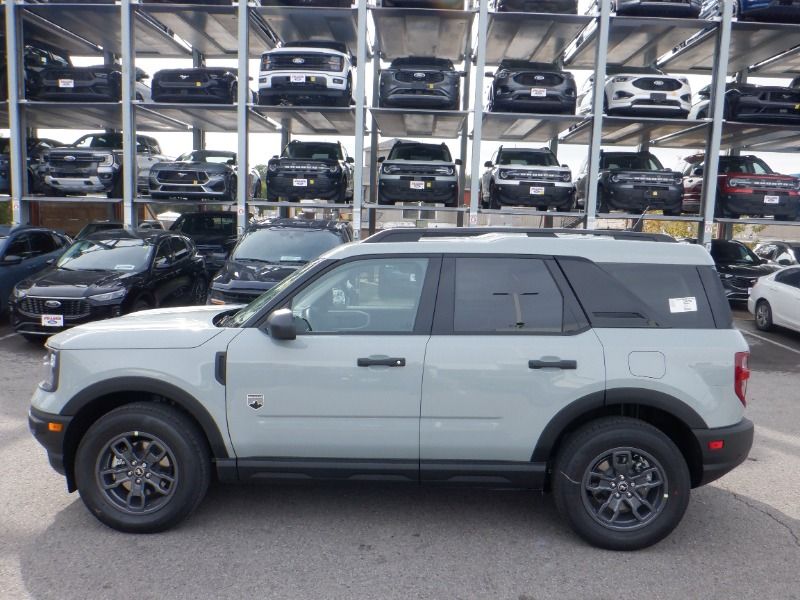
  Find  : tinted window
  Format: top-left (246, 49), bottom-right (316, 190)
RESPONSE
top-left (57, 239), bottom-right (153, 272)
top-left (775, 267), bottom-right (800, 288)
top-left (170, 237), bottom-right (190, 261)
top-left (5, 234), bottom-right (30, 258)
top-left (388, 144), bottom-right (451, 162)
top-left (453, 258), bottom-right (564, 333)
top-left (29, 232), bottom-right (58, 255)
top-left (283, 143), bottom-right (341, 161)
top-left (291, 258), bottom-right (429, 333)
top-left (175, 214), bottom-right (236, 236)
top-left (497, 150), bottom-right (557, 167)
top-left (718, 157), bottom-right (773, 175)
top-left (601, 153), bottom-right (663, 171)
top-left (711, 241), bottom-right (759, 265)
top-left (232, 228), bottom-right (342, 265)
top-left (177, 151), bottom-right (235, 164)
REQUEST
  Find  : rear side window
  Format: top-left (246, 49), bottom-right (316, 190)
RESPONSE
top-left (775, 267), bottom-right (800, 288)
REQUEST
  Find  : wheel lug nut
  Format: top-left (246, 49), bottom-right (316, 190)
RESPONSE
top-left (131, 461), bottom-right (137, 466)
top-left (127, 471), bottom-right (132, 476)
top-left (610, 482), bottom-right (616, 487)
top-left (160, 481), bottom-right (167, 488)
top-left (135, 478), bottom-right (141, 484)
top-left (615, 493), bottom-right (620, 498)
top-left (627, 493), bottom-right (632, 498)
top-left (145, 473), bottom-right (151, 478)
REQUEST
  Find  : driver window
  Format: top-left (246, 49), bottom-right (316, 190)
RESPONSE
top-left (5, 234), bottom-right (31, 259)
top-left (290, 258), bottom-right (429, 334)
top-left (154, 241), bottom-right (172, 268)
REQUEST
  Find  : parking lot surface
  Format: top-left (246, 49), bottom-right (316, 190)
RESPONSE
top-left (1, 309), bottom-right (798, 600)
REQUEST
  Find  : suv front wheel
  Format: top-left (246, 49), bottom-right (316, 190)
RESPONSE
top-left (74, 402), bottom-right (211, 533)
top-left (553, 417), bottom-right (690, 551)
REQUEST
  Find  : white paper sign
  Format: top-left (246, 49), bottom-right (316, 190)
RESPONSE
top-left (41, 314), bottom-right (64, 327)
top-left (669, 297), bottom-right (697, 313)
top-left (410, 181), bottom-right (425, 190)
top-left (530, 88), bottom-right (547, 97)
top-left (293, 178), bottom-right (308, 187)
top-left (764, 195), bottom-right (780, 204)
top-left (58, 79), bottom-right (74, 88)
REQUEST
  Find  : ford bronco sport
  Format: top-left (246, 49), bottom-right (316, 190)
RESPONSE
top-left (29, 232), bottom-right (753, 550)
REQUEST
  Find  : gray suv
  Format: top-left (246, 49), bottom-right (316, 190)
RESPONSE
top-left (28, 232), bottom-right (753, 550)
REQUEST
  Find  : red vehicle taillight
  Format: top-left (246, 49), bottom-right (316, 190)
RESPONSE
top-left (735, 351), bottom-right (750, 406)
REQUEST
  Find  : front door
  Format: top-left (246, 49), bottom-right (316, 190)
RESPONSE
top-left (225, 256), bottom-right (438, 467)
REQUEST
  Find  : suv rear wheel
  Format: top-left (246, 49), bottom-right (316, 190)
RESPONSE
top-left (74, 402), bottom-right (211, 533)
top-left (552, 417), bottom-right (690, 551)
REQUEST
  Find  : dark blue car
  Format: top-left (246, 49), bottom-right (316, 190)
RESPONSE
top-left (701, 0), bottom-right (800, 21)
top-left (0, 225), bottom-right (71, 316)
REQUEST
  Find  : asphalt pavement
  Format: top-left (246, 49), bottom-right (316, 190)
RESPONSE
top-left (0, 310), bottom-right (798, 600)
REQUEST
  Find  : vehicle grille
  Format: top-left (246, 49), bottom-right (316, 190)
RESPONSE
top-left (762, 89), bottom-right (800, 103)
top-left (159, 72), bottom-right (209, 84)
top-left (44, 69), bottom-right (96, 82)
top-left (500, 169), bottom-right (567, 181)
top-left (615, 173), bottom-right (678, 184)
top-left (264, 54), bottom-right (340, 72)
top-left (386, 164), bottom-right (443, 175)
top-left (513, 73), bottom-right (563, 87)
top-left (156, 170), bottom-right (209, 183)
top-left (733, 178), bottom-right (796, 190)
top-left (633, 78), bottom-right (682, 91)
top-left (731, 276), bottom-right (756, 289)
top-left (275, 162), bottom-right (330, 172)
top-left (394, 71), bottom-right (445, 83)
top-left (18, 297), bottom-right (90, 318)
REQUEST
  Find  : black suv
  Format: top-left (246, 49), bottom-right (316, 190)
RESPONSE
top-left (266, 141), bottom-right (355, 203)
top-left (379, 57), bottom-right (461, 111)
top-left (170, 211), bottom-right (239, 276)
top-left (709, 239), bottom-right (780, 302)
top-left (490, 0), bottom-right (578, 11)
top-left (487, 61), bottom-right (576, 114)
top-left (576, 151), bottom-right (684, 215)
top-left (9, 229), bottom-right (207, 341)
top-left (207, 218), bottom-right (352, 305)
top-left (377, 141), bottom-right (460, 207)
top-left (151, 67), bottom-right (243, 104)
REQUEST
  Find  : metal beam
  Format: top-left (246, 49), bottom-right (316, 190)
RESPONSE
top-left (469, 0), bottom-right (489, 228)
top-left (584, 0), bottom-right (611, 229)
top-left (237, 0), bottom-right (249, 232)
top-left (192, 49), bottom-right (206, 150)
top-left (5, 1), bottom-right (28, 224)
top-left (351, 0), bottom-right (369, 240)
top-left (121, 0), bottom-right (137, 227)
top-left (457, 32), bottom-right (472, 227)
top-left (699, 0), bottom-right (733, 247)
top-left (368, 38), bottom-right (381, 234)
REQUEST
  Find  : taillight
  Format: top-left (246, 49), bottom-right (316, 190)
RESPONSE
top-left (735, 351), bottom-right (750, 406)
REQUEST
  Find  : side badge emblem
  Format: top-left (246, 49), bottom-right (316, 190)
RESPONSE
top-left (247, 394), bottom-right (264, 410)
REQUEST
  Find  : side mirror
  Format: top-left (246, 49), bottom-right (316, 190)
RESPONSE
top-left (266, 308), bottom-right (296, 340)
top-left (778, 258), bottom-right (792, 266)
top-left (484, 72), bottom-right (494, 78)
top-left (692, 167), bottom-right (703, 176)
top-left (377, 156), bottom-right (385, 163)
top-left (484, 161), bottom-right (493, 168)
top-left (0, 255), bottom-right (22, 266)
top-left (272, 155), bottom-right (279, 159)
top-left (454, 158), bottom-right (462, 166)
top-left (561, 164), bottom-right (568, 168)
top-left (346, 156), bottom-right (355, 164)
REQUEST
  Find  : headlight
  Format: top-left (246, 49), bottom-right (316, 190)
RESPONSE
top-left (434, 166), bottom-right (455, 175)
top-left (268, 162), bottom-right (278, 172)
top-left (382, 164), bottom-right (400, 174)
top-left (721, 273), bottom-right (734, 279)
top-left (39, 349), bottom-right (59, 393)
top-left (496, 69), bottom-right (510, 79)
top-left (561, 172), bottom-right (572, 182)
top-left (498, 169), bottom-right (508, 179)
top-left (12, 287), bottom-right (27, 299)
top-left (729, 178), bottom-right (741, 187)
top-left (610, 174), bottom-right (620, 183)
top-left (88, 288), bottom-right (127, 302)
top-left (613, 76), bottom-right (632, 83)
top-left (327, 56), bottom-right (344, 70)
top-left (329, 165), bottom-right (340, 174)
top-left (99, 154), bottom-right (114, 167)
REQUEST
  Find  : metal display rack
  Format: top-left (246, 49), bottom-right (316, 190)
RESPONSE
top-left (4, 0), bottom-right (800, 242)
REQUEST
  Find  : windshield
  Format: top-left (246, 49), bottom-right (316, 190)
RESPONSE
top-left (719, 157), bottom-right (773, 175)
top-left (497, 150), bottom-right (557, 167)
top-left (227, 259), bottom-right (324, 327)
top-left (601, 154), bottom-right (663, 171)
top-left (232, 228), bottom-right (342, 265)
top-left (177, 151), bottom-right (235, 164)
top-left (175, 215), bottom-right (236, 236)
top-left (57, 239), bottom-right (153, 272)
top-left (283, 143), bottom-right (340, 161)
top-left (711, 241), bottom-right (759, 265)
top-left (388, 144), bottom-right (451, 162)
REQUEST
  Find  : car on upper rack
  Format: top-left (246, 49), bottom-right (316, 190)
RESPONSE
top-left (149, 150), bottom-right (261, 203)
top-left (489, 0), bottom-right (578, 13)
top-left (753, 240), bottom-right (800, 266)
top-left (707, 238), bottom-right (780, 302)
top-left (378, 0), bottom-right (464, 7)
top-left (74, 220), bottom-right (164, 241)
top-left (689, 82), bottom-right (800, 124)
top-left (0, 225), bottom-right (71, 317)
top-left (578, 69), bottom-right (691, 118)
top-left (487, 61), bottom-right (576, 114)
top-left (258, 41), bottom-right (354, 107)
top-left (576, 151), bottom-right (684, 215)
top-left (9, 228), bottom-right (207, 342)
top-left (28, 63), bottom-right (151, 102)
top-left (378, 140), bottom-right (460, 207)
top-left (748, 265), bottom-right (800, 333)
top-left (266, 141), bottom-right (354, 203)
top-left (41, 132), bottom-right (169, 198)
top-left (613, 0), bottom-right (701, 17)
top-left (151, 67), bottom-right (253, 104)
top-left (679, 154), bottom-right (800, 220)
top-left (700, 0), bottom-right (800, 22)
top-left (28, 231), bottom-right (754, 552)
top-left (207, 217), bottom-right (352, 306)
top-left (0, 42), bottom-right (71, 101)
top-left (479, 146), bottom-right (574, 211)
top-left (170, 211), bottom-right (240, 277)
top-left (378, 57), bottom-right (462, 111)
top-left (0, 137), bottom-right (66, 195)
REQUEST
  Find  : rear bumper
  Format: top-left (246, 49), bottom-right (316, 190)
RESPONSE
top-left (719, 192), bottom-right (799, 218)
top-left (692, 418), bottom-right (754, 487)
top-left (28, 406), bottom-right (72, 476)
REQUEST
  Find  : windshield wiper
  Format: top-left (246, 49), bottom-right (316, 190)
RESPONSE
top-left (278, 258), bottom-right (309, 265)
top-left (235, 257), bottom-right (276, 264)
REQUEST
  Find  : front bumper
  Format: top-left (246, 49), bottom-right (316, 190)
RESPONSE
top-left (150, 174), bottom-right (231, 201)
top-left (151, 80), bottom-right (233, 104)
top-left (11, 298), bottom-right (122, 337)
top-left (607, 93), bottom-right (690, 117)
top-left (491, 88), bottom-right (576, 114)
top-left (719, 275), bottom-right (757, 301)
top-left (266, 172), bottom-right (344, 201)
top-left (31, 78), bottom-right (119, 102)
top-left (259, 73), bottom-right (348, 102)
top-left (44, 174), bottom-right (113, 194)
top-left (379, 75), bottom-right (459, 110)
top-left (691, 418), bottom-right (754, 487)
top-left (492, 180), bottom-right (574, 209)
top-left (733, 98), bottom-right (800, 124)
top-left (719, 192), bottom-right (799, 218)
top-left (378, 177), bottom-right (458, 206)
top-left (28, 406), bottom-right (72, 476)
top-left (603, 183), bottom-right (683, 212)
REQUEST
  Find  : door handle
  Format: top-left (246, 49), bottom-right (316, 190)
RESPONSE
top-left (529, 359), bottom-right (577, 370)
top-left (357, 357), bottom-right (406, 367)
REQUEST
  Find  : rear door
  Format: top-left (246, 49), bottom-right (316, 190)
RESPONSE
top-left (773, 269), bottom-right (800, 329)
top-left (419, 256), bottom-right (605, 484)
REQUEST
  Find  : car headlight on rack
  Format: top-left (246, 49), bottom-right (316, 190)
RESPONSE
top-left (613, 76), bottom-right (632, 83)
top-left (435, 166), bottom-right (455, 176)
top-left (496, 69), bottom-right (510, 79)
top-left (39, 349), bottom-right (59, 393)
top-left (89, 288), bottom-right (127, 302)
top-left (729, 178), bottom-right (741, 187)
top-left (329, 165), bottom-right (341, 174)
top-left (98, 154), bottom-right (114, 167)
top-left (12, 286), bottom-right (27, 299)
top-left (561, 172), bottom-right (572, 182)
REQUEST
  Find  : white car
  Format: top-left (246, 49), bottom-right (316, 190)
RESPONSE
top-left (258, 40), bottom-right (353, 107)
top-left (748, 267), bottom-right (800, 333)
top-left (578, 71), bottom-right (691, 118)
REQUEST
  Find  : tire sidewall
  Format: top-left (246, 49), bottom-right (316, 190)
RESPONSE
top-left (74, 406), bottom-right (208, 533)
top-left (755, 300), bottom-right (772, 331)
top-left (554, 422), bottom-right (690, 551)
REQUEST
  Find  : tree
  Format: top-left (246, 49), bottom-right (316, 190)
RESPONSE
top-left (0, 201), bottom-right (10, 224)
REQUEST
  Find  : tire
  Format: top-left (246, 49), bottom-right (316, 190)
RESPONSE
top-left (22, 333), bottom-right (46, 344)
top-left (488, 182), bottom-right (501, 210)
top-left (552, 416), bottom-right (690, 551)
top-left (110, 175), bottom-right (124, 199)
top-left (334, 77), bottom-right (352, 107)
top-left (190, 275), bottom-right (208, 305)
top-left (662, 208), bottom-right (681, 217)
top-left (132, 298), bottom-right (152, 312)
top-left (479, 184), bottom-right (489, 209)
top-left (755, 299), bottom-right (773, 331)
top-left (74, 402), bottom-right (211, 533)
top-left (597, 187), bottom-right (609, 214)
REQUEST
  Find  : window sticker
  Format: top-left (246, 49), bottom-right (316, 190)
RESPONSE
top-left (114, 264), bottom-right (135, 271)
top-left (668, 297), bottom-right (698, 313)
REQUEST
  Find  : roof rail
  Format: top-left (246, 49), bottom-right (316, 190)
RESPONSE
top-left (362, 228), bottom-right (677, 244)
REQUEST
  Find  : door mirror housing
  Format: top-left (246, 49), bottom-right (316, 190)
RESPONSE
top-left (346, 156), bottom-right (355, 164)
top-left (266, 308), bottom-right (296, 340)
top-left (484, 161), bottom-right (493, 168)
top-left (692, 167), bottom-right (703, 176)
top-left (377, 156), bottom-right (385, 163)
top-left (1, 255), bottom-right (23, 265)
top-left (454, 158), bottom-right (462, 166)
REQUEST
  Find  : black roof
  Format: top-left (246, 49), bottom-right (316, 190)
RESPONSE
top-left (0, 224), bottom-right (60, 237)
top-left (363, 228), bottom-right (676, 243)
